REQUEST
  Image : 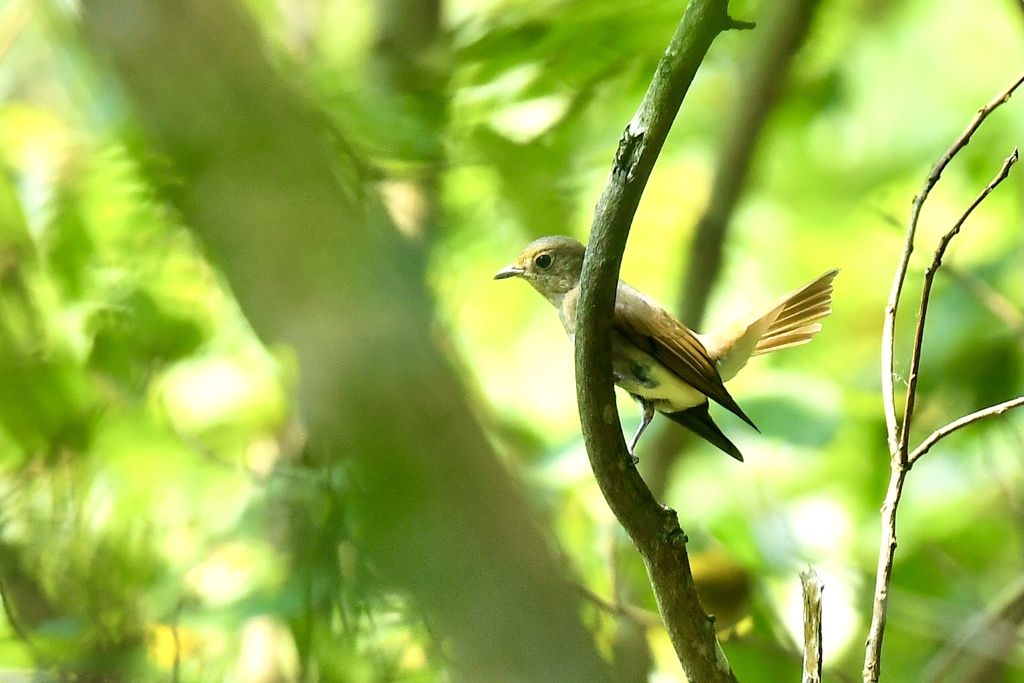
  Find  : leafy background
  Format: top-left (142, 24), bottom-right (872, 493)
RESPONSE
top-left (0, 0), bottom-right (1020, 681)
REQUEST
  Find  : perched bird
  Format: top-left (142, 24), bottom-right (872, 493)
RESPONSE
top-left (494, 236), bottom-right (837, 462)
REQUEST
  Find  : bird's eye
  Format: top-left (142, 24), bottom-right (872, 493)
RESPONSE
top-left (535, 253), bottom-right (553, 269)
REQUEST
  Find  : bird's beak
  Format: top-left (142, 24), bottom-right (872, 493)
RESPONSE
top-left (494, 265), bottom-right (525, 280)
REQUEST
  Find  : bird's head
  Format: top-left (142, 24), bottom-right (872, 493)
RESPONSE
top-left (493, 236), bottom-right (586, 303)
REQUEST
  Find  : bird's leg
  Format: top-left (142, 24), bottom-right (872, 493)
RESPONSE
top-left (627, 398), bottom-right (656, 464)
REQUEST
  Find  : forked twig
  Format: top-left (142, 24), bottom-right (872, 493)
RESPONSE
top-left (866, 72), bottom-right (1024, 683)
top-left (880, 72), bottom-right (1024, 455)
top-left (898, 149), bottom-right (1019, 458)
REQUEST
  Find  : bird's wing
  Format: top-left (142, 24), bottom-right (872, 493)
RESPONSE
top-left (661, 403), bottom-right (744, 461)
top-left (613, 283), bottom-right (756, 429)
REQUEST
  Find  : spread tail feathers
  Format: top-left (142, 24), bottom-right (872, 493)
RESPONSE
top-left (752, 268), bottom-right (838, 356)
top-left (700, 269), bottom-right (838, 382)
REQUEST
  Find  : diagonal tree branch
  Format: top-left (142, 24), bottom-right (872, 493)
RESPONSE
top-left (941, 264), bottom-right (1024, 332)
top-left (923, 575), bottom-right (1024, 682)
top-left (574, 1), bottom-right (749, 679)
top-left (678, 0), bottom-right (822, 330)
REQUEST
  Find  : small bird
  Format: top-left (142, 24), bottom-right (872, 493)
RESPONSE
top-left (495, 236), bottom-right (837, 462)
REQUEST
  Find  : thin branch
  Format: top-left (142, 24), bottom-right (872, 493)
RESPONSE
top-left (646, 0), bottom-right (823, 495)
top-left (865, 149), bottom-right (1019, 683)
top-left (574, 1), bottom-right (744, 680)
top-left (0, 0), bottom-right (34, 63)
top-left (862, 460), bottom-right (909, 683)
top-left (876, 210), bottom-right (1024, 332)
top-left (801, 568), bottom-right (824, 683)
top-left (880, 71), bottom-right (1024, 458)
top-left (909, 396), bottom-right (1024, 465)
top-left (605, 528), bottom-right (657, 683)
top-left (0, 577), bottom-right (31, 647)
top-left (897, 148), bottom-right (1019, 459)
top-left (866, 70), bottom-right (1023, 682)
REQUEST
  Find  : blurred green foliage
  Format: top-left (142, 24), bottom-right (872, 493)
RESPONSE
top-left (0, 0), bottom-right (1021, 681)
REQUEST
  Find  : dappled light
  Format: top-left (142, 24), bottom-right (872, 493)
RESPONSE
top-left (0, 0), bottom-right (1020, 681)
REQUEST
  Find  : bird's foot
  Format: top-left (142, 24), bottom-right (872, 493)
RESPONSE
top-left (626, 398), bottom-right (655, 466)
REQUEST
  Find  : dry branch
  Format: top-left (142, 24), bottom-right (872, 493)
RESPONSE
top-left (866, 73), bottom-right (1024, 683)
top-left (880, 72), bottom-right (1024, 455)
top-left (801, 568), bottom-right (824, 683)
top-left (897, 148), bottom-right (1019, 459)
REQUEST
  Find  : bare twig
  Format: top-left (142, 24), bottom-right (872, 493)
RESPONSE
top-left (866, 150), bottom-right (1020, 683)
top-left (877, 210), bottom-right (1024, 333)
top-left (880, 72), bottom-right (1024, 456)
top-left (898, 149), bottom-right (1019, 459)
top-left (801, 568), bottom-right (824, 683)
top-left (574, 1), bottom-right (748, 679)
top-left (866, 72), bottom-right (1023, 683)
top-left (909, 396), bottom-right (1024, 465)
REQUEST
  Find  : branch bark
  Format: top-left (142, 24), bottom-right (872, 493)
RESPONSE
top-left (574, 1), bottom-right (748, 679)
